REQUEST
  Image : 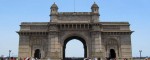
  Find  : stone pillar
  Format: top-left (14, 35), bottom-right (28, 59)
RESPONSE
top-left (91, 32), bottom-right (102, 59)
top-left (48, 32), bottom-right (61, 60)
top-left (18, 35), bottom-right (31, 59)
top-left (120, 35), bottom-right (132, 59)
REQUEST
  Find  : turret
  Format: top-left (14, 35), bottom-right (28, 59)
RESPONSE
top-left (50, 3), bottom-right (58, 22)
top-left (50, 2), bottom-right (58, 15)
top-left (91, 2), bottom-right (99, 14)
top-left (91, 2), bottom-right (100, 22)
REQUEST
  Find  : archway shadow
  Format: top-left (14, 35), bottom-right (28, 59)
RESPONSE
top-left (109, 49), bottom-right (116, 59)
top-left (34, 49), bottom-right (41, 59)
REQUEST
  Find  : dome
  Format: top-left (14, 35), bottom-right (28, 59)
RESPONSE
top-left (91, 2), bottom-right (99, 8)
top-left (51, 3), bottom-right (58, 9)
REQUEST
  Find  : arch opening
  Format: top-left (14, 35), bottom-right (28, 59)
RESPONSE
top-left (63, 36), bottom-right (87, 59)
top-left (34, 49), bottom-right (41, 59)
top-left (109, 49), bottom-right (116, 59)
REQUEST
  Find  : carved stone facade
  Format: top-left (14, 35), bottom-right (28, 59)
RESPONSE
top-left (17, 2), bottom-right (133, 60)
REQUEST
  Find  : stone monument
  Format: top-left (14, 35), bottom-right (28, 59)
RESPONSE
top-left (17, 2), bottom-right (133, 60)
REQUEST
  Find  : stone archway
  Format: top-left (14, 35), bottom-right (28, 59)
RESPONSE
top-left (18, 2), bottom-right (133, 60)
top-left (109, 49), bottom-right (116, 59)
top-left (34, 49), bottom-right (41, 59)
top-left (106, 38), bottom-right (119, 58)
top-left (63, 36), bottom-right (87, 59)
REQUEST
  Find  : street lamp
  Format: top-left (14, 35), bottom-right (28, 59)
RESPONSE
top-left (9, 50), bottom-right (11, 60)
top-left (139, 50), bottom-right (142, 59)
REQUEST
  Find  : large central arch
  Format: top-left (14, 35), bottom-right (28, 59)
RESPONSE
top-left (63, 36), bottom-right (87, 59)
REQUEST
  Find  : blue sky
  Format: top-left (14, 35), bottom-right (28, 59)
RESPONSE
top-left (0, 0), bottom-right (150, 57)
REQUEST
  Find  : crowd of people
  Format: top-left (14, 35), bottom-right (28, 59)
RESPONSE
top-left (0, 57), bottom-right (17, 60)
top-left (1, 57), bottom-right (150, 60)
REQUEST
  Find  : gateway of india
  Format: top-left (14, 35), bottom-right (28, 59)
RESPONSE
top-left (17, 2), bottom-right (133, 60)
